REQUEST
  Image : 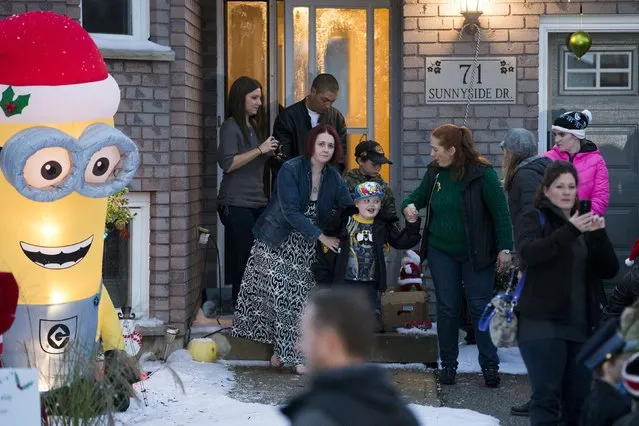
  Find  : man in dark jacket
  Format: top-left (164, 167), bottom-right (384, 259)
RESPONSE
top-left (281, 288), bottom-right (419, 426)
top-left (272, 73), bottom-right (347, 171)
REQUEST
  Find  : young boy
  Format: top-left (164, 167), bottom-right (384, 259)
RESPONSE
top-left (578, 302), bottom-right (639, 426)
top-left (312, 182), bottom-right (421, 325)
top-left (344, 140), bottom-right (397, 222)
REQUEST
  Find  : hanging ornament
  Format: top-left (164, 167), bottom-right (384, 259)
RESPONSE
top-left (567, 31), bottom-right (592, 60)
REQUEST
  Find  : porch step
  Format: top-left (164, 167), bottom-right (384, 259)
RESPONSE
top-left (136, 313), bottom-right (438, 364)
top-left (221, 332), bottom-right (438, 364)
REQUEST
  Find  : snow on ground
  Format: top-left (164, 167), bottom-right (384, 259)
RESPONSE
top-left (114, 350), bottom-right (500, 425)
top-left (458, 345), bottom-right (528, 375)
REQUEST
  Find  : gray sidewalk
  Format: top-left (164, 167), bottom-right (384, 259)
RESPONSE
top-left (227, 365), bottom-right (530, 425)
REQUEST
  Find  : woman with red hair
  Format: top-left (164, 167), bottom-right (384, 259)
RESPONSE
top-left (233, 124), bottom-right (353, 374)
top-left (402, 124), bottom-right (513, 388)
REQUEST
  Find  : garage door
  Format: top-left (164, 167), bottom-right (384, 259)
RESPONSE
top-left (549, 33), bottom-right (639, 294)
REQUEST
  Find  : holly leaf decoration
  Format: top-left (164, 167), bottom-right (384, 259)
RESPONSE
top-left (1, 86), bottom-right (30, 117)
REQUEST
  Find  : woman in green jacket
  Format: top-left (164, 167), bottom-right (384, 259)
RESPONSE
top-left (402, 124), bottom-right (513, 388)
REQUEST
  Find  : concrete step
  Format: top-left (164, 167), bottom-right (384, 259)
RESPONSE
top-left (137, 313), bottom-right (438, 364)
top-left (222, 332), bottom-right (438, 364)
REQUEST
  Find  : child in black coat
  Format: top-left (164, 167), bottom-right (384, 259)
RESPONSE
top-left (312, 182), bottom-right (421, 309)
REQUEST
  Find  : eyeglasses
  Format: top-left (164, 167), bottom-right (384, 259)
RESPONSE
top-left (0, 123), bottom-right (139, 202)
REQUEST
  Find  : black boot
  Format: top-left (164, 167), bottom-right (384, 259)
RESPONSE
top-left (482, 367), bottom-right (501, 388)
top-left (510, 400), bottom-right (531, 417)
top-left (439, 367), bottom-right (457, 385)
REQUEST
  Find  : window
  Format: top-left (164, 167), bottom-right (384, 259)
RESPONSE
top-left (563, 49), bottom-right (634, 93)
top-left (81, 0), bottom-right (150, 40)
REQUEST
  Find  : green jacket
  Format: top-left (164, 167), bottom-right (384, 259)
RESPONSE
top-left (344, 169), bottom-right (398, 222)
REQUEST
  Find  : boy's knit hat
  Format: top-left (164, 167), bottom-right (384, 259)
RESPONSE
top-left (500, 128), bottom-right (538, 158)
top-left (552, 110), bottom-right (592, 140)
top-left (622, 352), bottom-right (639, 397)
top-left (354, 181), bottom-right (384, 200)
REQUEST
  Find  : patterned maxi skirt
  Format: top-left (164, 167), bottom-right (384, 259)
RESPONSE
top-left (232, 202), bottom-right (317, 365)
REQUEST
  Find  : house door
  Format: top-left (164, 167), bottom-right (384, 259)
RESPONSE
top-left (284, 1), bottom-right (392, 179)
top-left (549, 33), bottom-right (639, 293)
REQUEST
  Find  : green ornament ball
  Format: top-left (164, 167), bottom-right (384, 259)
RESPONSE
top-left (567, 31), bottom-right (592, 60)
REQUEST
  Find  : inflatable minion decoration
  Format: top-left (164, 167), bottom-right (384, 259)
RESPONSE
top-left (0, 12), bottom-right (140, 391)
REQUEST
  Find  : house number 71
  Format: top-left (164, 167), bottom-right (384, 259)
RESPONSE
top-left (459, 64), bottom-right (483, 85)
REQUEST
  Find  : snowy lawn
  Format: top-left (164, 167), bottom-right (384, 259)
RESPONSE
top-left (114, 350), bottom-right (500, 425)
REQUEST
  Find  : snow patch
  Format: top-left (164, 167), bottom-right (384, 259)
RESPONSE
top-left (397, 322), bottom-right (438, 336)
top-left (166, 349), bottom-right (193, 363)
top-left (115, 357), bottom-right (501, 425)
top-left (134, 318), bottom-right (165, 328)
top-left (457, 345), bottom-right (527, 375)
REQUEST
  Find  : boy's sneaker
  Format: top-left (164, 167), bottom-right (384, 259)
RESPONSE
top-left (439, 367), bottom-right (456, 385)
top-left (482, 367), bottom-right (501, 388)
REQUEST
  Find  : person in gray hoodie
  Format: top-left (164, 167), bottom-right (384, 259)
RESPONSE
top-left (501, 128), bottom-right (551, 417)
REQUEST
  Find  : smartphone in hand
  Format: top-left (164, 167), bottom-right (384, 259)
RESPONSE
top-left (578, 200), bottom-right (592, 215)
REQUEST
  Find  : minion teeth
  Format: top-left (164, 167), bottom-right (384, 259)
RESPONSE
top-left (20, 235), bottom-right (93, 269)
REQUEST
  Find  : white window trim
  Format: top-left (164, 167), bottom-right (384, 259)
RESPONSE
top-left (539, 15), bottom-right (639, 155)
top-left (81, 0), bottom-right (175, 61)
top-left (563, 51), bottom-right (633, 91)
top-left (126, 192), bottom-right (151, 319)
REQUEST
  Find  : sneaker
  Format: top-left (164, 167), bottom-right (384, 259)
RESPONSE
top-left (482, 367), bottom-right (501, 388)
top-left (439, 367), bottom-right (457, 385)
top-left (510, 400), bottom-right (531, 417)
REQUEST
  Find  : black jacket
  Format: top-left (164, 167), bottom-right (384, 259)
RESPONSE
top-left (272, 99), bottom-right (347, 169)
top-left (507, 156), bottom-right (551, 228)
top-left (516, 201), bottom-right (619, 330)
top-left (313, 207), bottom-right (421, 291)
top-left (281, 365), bottom-right (419, 426)
top-left (603, 267), bottom-right (639, 320)
top-left (419, 161), bottom-right (500, 271)
top-left (580, 379), bottom-right (631, 426)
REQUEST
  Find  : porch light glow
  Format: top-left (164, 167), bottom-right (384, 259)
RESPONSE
top-left (460, 0), bottom-right (486, 30)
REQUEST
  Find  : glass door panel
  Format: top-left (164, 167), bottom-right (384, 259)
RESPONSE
top-left (226, 2), bottom-right (268, 92)
top-left (316, 9), bottom-right (367, 129)
top-left (374, 8), bottom-right (390, 182)
top-left (293, 7), bottom-right (310, 101)
top-left (286, 4), bottom-right (391, 182)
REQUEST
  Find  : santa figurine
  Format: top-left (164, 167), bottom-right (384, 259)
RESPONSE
top-left (626, 238), bottom-right (639, 267)
top-left (0, 273), bottom-right (19, 367)
top-left (398, 249), bottom-right (424, 291)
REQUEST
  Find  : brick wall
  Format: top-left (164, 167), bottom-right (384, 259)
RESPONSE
top-left (168, 0), bottom-right (205, 326)
top-left (402, 0), bottom-right (638, 194)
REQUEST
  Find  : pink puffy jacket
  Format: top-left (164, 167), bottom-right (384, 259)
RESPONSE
top-left (543, 142), bottom-right (609, 215)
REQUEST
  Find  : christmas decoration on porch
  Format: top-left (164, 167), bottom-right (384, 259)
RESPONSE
top-left (566, 2), bottom-right (592, 60)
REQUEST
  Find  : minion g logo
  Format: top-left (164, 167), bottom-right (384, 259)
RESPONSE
top-left (40, 316), bottom-right (77, 354)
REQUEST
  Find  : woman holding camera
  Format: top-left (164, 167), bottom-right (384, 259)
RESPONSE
top-left (516, 161), bottom-right (619, 425)
top-left (217, 76), bottom-right (279, 307)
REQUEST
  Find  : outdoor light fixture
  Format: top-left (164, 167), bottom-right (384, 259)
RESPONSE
top-left (460, 0), bottom-right (486, 33)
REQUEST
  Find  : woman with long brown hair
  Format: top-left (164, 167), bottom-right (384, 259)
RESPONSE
top-left (402, 124), bottom-right (513, 387)
top-left (217, 76), bottom-right (279, 307)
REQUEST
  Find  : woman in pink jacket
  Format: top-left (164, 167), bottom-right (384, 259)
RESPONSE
top-left (544, 110), bottom-right (609, 215)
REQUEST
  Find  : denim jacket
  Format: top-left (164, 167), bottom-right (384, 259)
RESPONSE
top-left (253, 156), bottom-right (354, 249)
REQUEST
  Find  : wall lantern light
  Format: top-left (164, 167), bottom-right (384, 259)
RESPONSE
top-left (460, 0), bottom-right (486, 34)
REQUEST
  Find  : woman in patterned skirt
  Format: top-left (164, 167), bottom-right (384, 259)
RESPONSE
top-left (232, 124), bottom-right (353, 374)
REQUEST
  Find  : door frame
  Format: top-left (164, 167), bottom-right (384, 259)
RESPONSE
top-left (539, 15), bottom-right (639, 154)
top-left (124, 192), bottom-right (151, 319)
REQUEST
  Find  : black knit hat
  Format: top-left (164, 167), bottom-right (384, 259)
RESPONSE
top-left (552, 110), bottom-right (592, 140)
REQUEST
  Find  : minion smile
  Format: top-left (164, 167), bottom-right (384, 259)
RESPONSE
top-left (20, 235), bottom-right (93, 270)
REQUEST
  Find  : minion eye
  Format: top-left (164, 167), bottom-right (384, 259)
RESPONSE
top-left (85, 146), bottom-right (121, 184)
top-left (24, 147), bottom-right (72, 189)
